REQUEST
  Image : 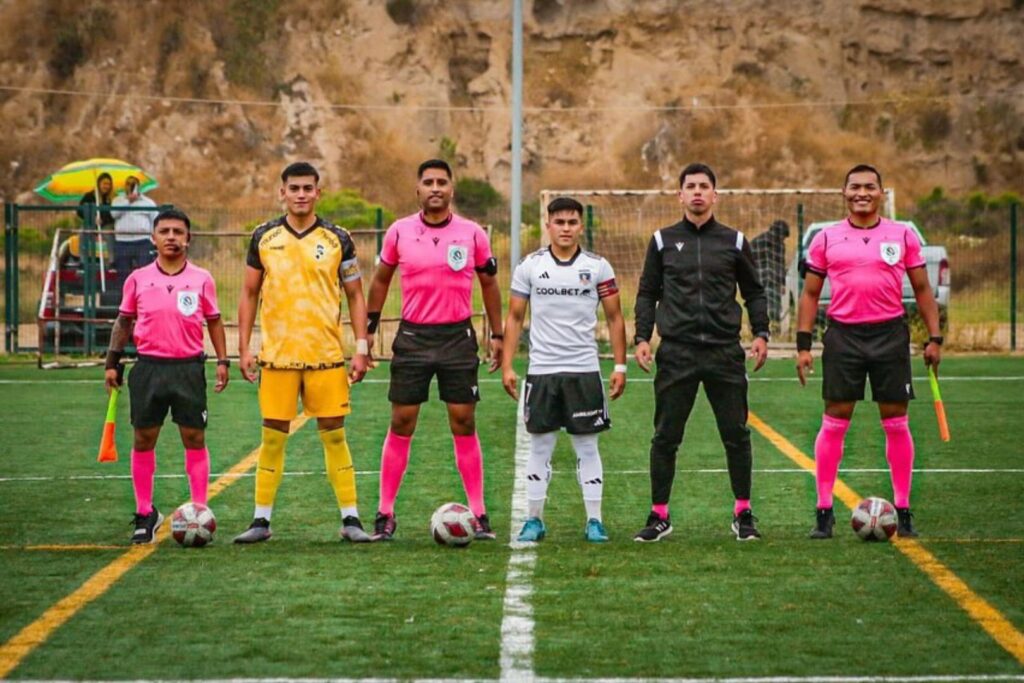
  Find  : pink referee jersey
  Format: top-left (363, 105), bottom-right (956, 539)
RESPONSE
top-left (118, 261), bottom-right (221, 358)
top-left (805, 217), bottom-right (925, 324)
top-left (380, 212), bottom-right (493, 324)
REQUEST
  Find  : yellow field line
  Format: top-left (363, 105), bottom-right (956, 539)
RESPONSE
top-left (0, 416), bottom-right (309, 679)
top-left (749, 411), bottom-right (1024, 666)
top-left (0, 545), bottom-right (124, 551)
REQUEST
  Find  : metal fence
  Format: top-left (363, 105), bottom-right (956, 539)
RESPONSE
top-left (539, 190), bottom-right (1022, 351)
top-left (1, 203), bottom-right (503, 364)
top-left (3, 198), bottom-right (1021, 361)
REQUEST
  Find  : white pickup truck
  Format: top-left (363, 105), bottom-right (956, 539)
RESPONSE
top-left (789, 220), bottom-right (950, 334)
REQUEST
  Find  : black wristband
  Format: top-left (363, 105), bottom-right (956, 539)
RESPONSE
top-left (105, 349), bottom-right (123, 371)
top-left (367, 311), bottom-right (381, 335)
top-left (927, 336), bottom-right (944, 347)
top-left (796, 331), bottom-right (813, 352)
top-left (216, 359), bottom-right (231, 368)
top-left (490, 333), bottom-right (504, 340)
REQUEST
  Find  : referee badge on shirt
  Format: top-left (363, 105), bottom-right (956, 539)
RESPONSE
top-left (880, 242), bottom-right (901, 266)
top-left (177, 291), bottom-right (199, 316)
top-left (447, 244), bottom-right (468, 271)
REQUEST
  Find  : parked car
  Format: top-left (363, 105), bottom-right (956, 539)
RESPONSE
top-left (786, 220), bottom-right (950, 338)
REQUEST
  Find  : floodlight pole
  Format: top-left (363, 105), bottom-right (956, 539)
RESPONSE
top-left (510, 0), bottom-right (523, 268)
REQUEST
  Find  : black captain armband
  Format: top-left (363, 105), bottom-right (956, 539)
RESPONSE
top-left (475, 256), bottom-right (498, 276)
top-left (367, 311), bottom-right (382, 335)
top-left (796, 331), bottom-right (813, 352)
top-left (105, 349), bottom-right (123, 371)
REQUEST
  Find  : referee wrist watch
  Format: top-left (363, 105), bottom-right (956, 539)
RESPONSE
top-left (927, 336), bottom-right (944, 347)
top-left (216, 358), bottom-right (231, 368)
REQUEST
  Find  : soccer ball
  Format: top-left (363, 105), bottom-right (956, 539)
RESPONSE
top-left (850, 496), bottom-right (898, 542)
top-left (171, 502), bottom-right (217, 547)
top-left (430, 502), bottom-right (476, 547)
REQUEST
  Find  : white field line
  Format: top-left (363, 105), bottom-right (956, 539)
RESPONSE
top-left (3, 375), bottom-right (1024, 385)
top-left (499, 383), bottom-right (537, 681)
top-left (38, 673), bottom-right (1024, 682)
top-left (2, 468), bottom-right (1021, 484)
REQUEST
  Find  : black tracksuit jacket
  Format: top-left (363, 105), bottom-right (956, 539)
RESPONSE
top-left (634, 216), bottom-right (770, 346)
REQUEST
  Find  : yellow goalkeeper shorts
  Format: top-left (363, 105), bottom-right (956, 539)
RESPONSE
top-left (258, 366), bottom-right (352, 420)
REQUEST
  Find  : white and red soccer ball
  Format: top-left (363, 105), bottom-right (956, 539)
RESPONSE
top-left (850, 496), bottom-right (898, 541)
top-left (430, 502), bottom-right (476, 547)
top-left (171, 502), bottom-right (217, 547)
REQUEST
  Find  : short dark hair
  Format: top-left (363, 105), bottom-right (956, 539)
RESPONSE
top-left (153, 208), bottom-right (191, 232)
top-left (679, 163), bottom-right (717, 188)
top-left (844, 164), bottom-right (883, 188)
top-left (281, 161), bottom-right (320, 183)
top-left (547, 197), bottom-right (584, 217)
top-left (417, 158), bottom-right (453, 179)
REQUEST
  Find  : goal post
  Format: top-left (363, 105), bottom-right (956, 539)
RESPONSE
top-left (538, 188), bottom-right (895, 343)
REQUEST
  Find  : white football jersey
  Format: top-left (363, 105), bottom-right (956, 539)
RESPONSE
top-left (510, 246), bottom-right (618, 374)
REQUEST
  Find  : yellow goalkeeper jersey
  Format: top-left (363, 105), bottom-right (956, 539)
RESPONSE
top-left (246, 215), bottom-right (361, 369)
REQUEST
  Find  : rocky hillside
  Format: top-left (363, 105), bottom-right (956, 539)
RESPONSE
top-left (1, 0), bottom-right (1021, 212)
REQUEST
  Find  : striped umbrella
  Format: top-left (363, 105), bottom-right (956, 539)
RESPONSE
top-left (34, 158), bottom-right (158, 202)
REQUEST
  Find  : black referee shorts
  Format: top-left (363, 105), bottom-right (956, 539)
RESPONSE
top-left (822, 317), bottom-right (915, 403)
top-left (389, 319), bottom-right (480, 405)
top-left (128, 355), bottom-right (208, 429)
top-left (523, 372), bottom-right (610, 435)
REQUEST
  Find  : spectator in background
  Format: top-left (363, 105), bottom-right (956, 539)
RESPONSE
top-left (77, 173), bottom-right (116, 270)
top-left (111, 175), bottom-right (159, 283)
top-left (750, 219), bottom-right (790, 328)
top-left (78, 173), bottom-right (115, 229)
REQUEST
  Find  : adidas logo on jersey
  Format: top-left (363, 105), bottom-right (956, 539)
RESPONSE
top-left (539, 271), bottom-right (551, 279)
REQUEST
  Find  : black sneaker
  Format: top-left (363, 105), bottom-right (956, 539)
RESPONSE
top-left (373, 512), bottom-right (397, 541)
top-left (896, 508), bottom-right (918, 538)
top-left (731, 509), bottom-right (762, 541)
top-left (634, 512), bottom-right (672, 543)
top-left (472, 513), bottom-right (497, 541)
top-left (809, 507), bottom-right (835, 539)
top-left (233, 517), bottom-right (272, 544)
top-left (130, 508), bottom-right (164, 545)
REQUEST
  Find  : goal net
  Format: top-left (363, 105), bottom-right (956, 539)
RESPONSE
top-left (537, 188), bottom-right (895, 342)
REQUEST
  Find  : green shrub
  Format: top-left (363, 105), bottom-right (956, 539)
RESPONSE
top-left (318, 189), bottom-right (395, 230)
top-left (455, 177), bottom-right (504, 218)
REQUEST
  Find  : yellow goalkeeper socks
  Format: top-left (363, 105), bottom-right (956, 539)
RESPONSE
top-left (254, 426), bottom-right (288, 508)
top-left (321, 426), bottom-right (358, 510)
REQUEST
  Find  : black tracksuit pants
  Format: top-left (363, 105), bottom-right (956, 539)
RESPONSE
top-left (650, 340), bottom-right (752, 505)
